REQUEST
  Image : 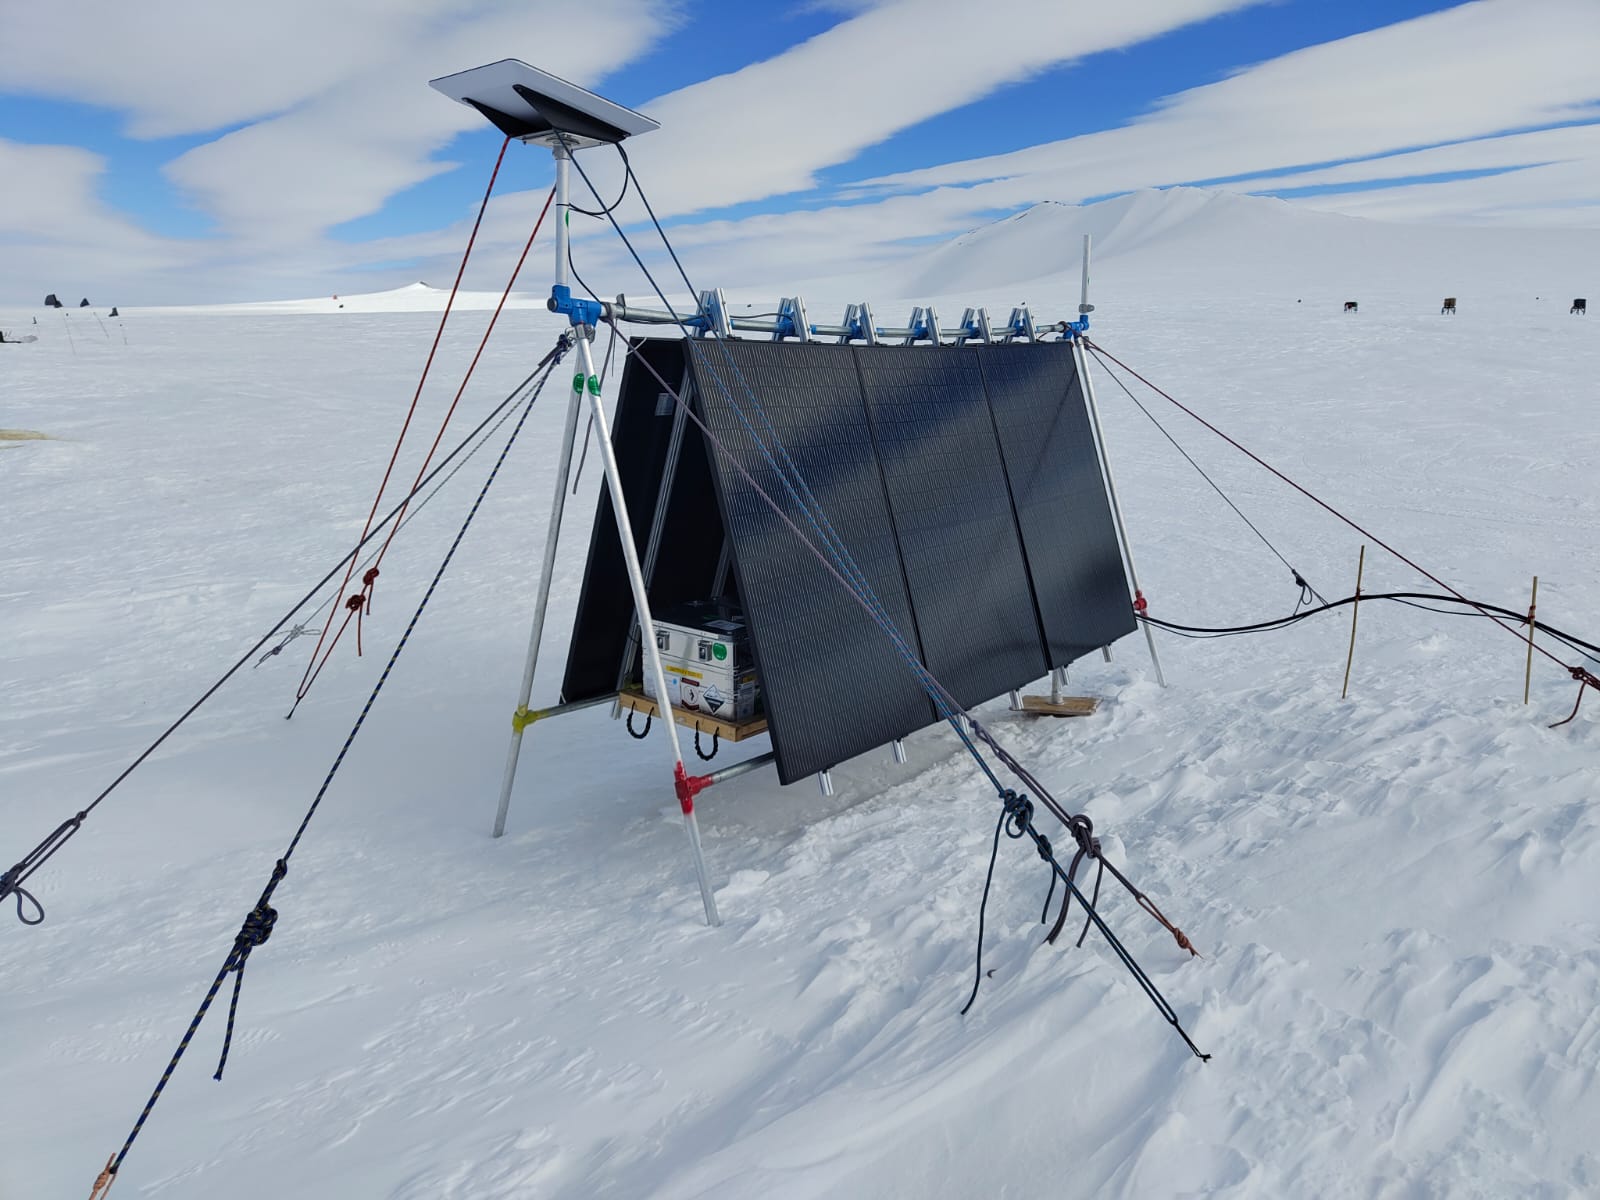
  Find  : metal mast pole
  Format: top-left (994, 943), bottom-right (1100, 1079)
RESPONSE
top-left (491, 146), bottom-right (582, 839)
top-left (1074, 235), bottom-right (1165, 687)
top-left (574, 328), bottom-right (721, 926)
top-left (1075, 342), bottom-right (1165, 687)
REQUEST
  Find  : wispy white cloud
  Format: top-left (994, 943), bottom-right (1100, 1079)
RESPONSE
top-left (0, 1), bottom-right (454, 139)
top-left (853, 0), bottom-right (1600, 210)
top-left (0, 139), bottom-right (197, 299)
top-left (161, 2), bottom-right (674, 246)
top-left (617, 0), bottom-right (1271, 220)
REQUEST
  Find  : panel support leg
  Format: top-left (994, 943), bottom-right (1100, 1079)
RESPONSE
top-left (578, 331), bottom-right (721, 927)
top-left (1074, 340), bottom-right (1166, 687)
top-left (492, 351), bottom-right (586, 838)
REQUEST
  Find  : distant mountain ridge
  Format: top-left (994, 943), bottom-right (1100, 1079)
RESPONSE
top-left (901, 187), bottom-right (1600, 302)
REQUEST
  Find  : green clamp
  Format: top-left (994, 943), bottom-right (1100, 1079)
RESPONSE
top-left (571, 372), bottom-right (586, 393)
top-left (586, 374), bottom-right (602, 396)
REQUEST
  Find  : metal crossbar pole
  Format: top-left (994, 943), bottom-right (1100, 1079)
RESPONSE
top-left (706, 751), bottom-right (776, 787)
top-left (577, 330), bottom-right (721, 926)
top-left (1074, 339), bottom-right (1166, 687)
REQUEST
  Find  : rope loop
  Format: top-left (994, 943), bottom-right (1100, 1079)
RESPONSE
top-left (626, 709), bottom-right (652, 739)
top-left (1551, 666), bottom-right (1600, 728)
top-left (1066, 813), bottom-right (1097, 859)
top-left (694, 727), bottom-right (719, 761)
top-left (88, 1154), bottom-right (117, 1199)
top-left (1, 811), bottom-right (86, 926)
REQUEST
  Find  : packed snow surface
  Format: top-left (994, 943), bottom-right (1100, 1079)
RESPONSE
top-left (3, 189), bottom-right (1599, 1198)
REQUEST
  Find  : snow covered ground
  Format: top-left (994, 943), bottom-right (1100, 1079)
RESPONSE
top-left (3, 190), bottom-right (1599, 1198)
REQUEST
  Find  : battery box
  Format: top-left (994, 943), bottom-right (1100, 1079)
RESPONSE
top-left (639, 600), bottom-right (761, 722)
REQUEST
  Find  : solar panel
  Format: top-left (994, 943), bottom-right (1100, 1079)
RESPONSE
top-left (686, 340), bottom-right (934, 783)
top-left (855, 346), bottom-right (1051, 709)
top-left (561, 337), bottom-right (1133, 785)
top-left (977, 345), bottom-right (1136, 663)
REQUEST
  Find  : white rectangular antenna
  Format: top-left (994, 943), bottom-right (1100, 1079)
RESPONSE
top-left (429, 59), bottom-right (659, 149)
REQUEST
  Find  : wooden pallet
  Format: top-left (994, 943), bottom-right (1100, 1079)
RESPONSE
top-left (1018, 695), bottom-right (1099, 718)
top-left (616, 688), bottom-right (769, 742)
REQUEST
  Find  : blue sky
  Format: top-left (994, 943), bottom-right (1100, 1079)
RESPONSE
top-left (2, 0), bottom-right (1597, 303)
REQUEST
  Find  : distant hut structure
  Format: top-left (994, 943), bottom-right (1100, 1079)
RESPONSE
top-left (44, 294), bottom-right (62, 309)
top-left (79, 298), bottom-right (92, 308)
top-left (1343, 300), bottom-right (1359, 313)
top-left (1572, 298), bottom-right (1587, 315)
top-left (1441, 297), bottom-right (1457, 314)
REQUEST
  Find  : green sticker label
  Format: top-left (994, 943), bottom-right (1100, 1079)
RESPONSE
top-left (712, 642), bottom-right (728, 661)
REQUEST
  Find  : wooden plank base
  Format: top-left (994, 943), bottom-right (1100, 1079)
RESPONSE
top-left (617, 688), bottom-right (769, 742)
top-left (1018, 695), bottom-right (1099, 718)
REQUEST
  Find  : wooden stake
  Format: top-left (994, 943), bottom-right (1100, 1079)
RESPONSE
top-left (1341, 544), bottom-right (1366, 699)
top-left (1524, 575), bottom-right (1539, 705)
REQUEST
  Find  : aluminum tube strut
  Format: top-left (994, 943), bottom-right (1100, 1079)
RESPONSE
top-left (578, 331), bottom-right (721, 926)
top-left (613, 377), bottom-right (691, 699)
top-left (706, 751), bottom-right (776, 787)
top-left (553, 147), bottom-right (571, 290)
top-left (491, 354), bottom-right (587, 838)
top-left (1080, 234), bottom-right (1093, 315)
top-left (1074, 339), bottom-right (1166, 687)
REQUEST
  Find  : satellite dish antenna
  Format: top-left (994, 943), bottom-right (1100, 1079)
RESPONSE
top-left (429, 59), bottom-right (659, 149)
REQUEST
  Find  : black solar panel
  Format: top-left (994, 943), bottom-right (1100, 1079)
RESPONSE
top-left (855, 346), bottom-right (1050, 709)
top-left (978, 344), bottom-right (1136, 663)
top-left (687, 340), bottom-right (934, 783)
top-left (561, 336), bottom-right (1133, 786)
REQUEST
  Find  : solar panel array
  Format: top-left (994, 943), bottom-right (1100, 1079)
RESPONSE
top-left (562, 337), bottom-right (1134, 784)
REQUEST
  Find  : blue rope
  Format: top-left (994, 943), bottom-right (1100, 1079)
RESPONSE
top-left (960, 789), bottom-right (1040, 1015)
top-left (97, 338), bottom-right (569, 1185)
top-left (959, 793), bottom-right (1210, 1061)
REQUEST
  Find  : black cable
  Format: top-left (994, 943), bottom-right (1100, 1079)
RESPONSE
top-left (1140, 589), bottom-right (1600, 659)
top-left (568, 148), bottom-right (633, 217)
top-left (567, 238), bottom-right (608, 315)
top-left (1093, 349), bottom-right (1324, 603)
top-left (618, 143), bottom-right (710, 322)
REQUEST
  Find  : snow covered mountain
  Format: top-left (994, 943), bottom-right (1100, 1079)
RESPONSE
top-left (902, 186), bottom-right (1600, 304)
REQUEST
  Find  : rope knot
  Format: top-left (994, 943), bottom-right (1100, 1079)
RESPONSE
top-left (1067, 813), bottom-right (1099, 859)
top-left (1000, 789), bottom-right (1033, 838)
top-left (362, 567), bottom-right (380, 589)
top-left (233, 901), bottom-right (277, 954)
top-left (345, 593), bottom-right (366, 613)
